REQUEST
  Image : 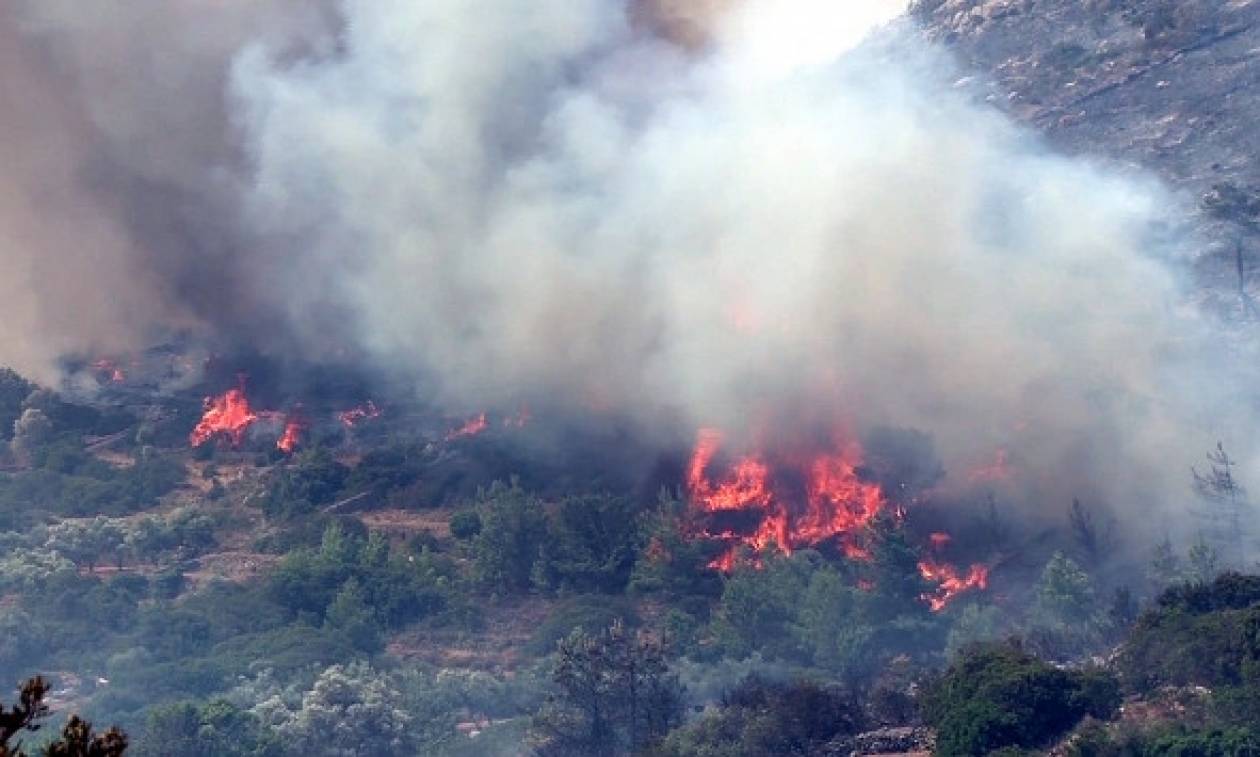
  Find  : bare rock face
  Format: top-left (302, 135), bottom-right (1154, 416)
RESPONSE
top-left (912, 0), bottom-right (1260, 312)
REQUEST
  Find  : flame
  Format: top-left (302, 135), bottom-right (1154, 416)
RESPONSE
top-left (446, 412), bottom-right (489, 440)
top-left (90, 359), bottom-right (126, 383)
top-left (190, 386), bottom-right (258, 447)
top-left (277, 413), bottom-right (307, 454)
top-left (686, 428), bottom-right (885, 568)
top-left (918, 560), bottom-right (989, 612)
top-left (338, 401), bottom-right (382, 428)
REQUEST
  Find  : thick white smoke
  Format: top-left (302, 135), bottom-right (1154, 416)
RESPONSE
top-left (229, 0), bottom-right (1246, 535)
top-left (0, 0), bottom-right (1251, 540)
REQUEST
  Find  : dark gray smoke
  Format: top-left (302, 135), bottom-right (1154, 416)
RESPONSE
top-left (1, 0), bottom-right (1255, 543)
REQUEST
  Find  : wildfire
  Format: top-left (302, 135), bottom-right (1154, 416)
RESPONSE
top-left (90, 359), bottom-right (126, 383)
top-left (446, 413), bottom-right (489, 440)
top-left (685, 428), bottom-right (885, 569)
top-left (445, 408), bottom-right (531, 440)
top-left (918, 560), bottom-right (990, 612)
top-left (277, 412), bottom-right (307, 454)
top-left (190, 387), bottom-right (258, 447)
top-left (338, 401), bottom-right (382, 428)
top-left (686, 427), bottom-right (993, 609)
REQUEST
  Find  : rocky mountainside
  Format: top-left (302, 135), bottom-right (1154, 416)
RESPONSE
top-left (912, 0), bottom-right (1260, 313)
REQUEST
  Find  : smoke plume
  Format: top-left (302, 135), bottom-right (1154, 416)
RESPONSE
top-left (1, 0), bottom-right (1254, 539)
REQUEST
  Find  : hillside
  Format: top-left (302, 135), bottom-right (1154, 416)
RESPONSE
top-left (2, 1), bottom-right (1260, 756)
top-left (914, 0), bottom-right (1260, 305)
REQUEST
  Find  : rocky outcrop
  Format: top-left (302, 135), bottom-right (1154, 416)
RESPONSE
top-left (912, 0), bottom-right (1260, 312)
top-left (824, 725), bottom-right (937, 756)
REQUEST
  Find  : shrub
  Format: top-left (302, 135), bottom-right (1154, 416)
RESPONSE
top-left (449, 510), bottom-right (483, 540)
top-left (922, 642), bottom-right (1121, 756)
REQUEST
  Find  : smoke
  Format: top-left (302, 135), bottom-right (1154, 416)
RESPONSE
top-left (231, 0), bottom-right (1245, 535)
top-left (1, 0), bottom-right (1253, 538)
top-left (0, 0), bottom-right (339, 382)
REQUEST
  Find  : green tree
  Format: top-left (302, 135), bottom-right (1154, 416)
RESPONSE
top-left (540, 494), bottom-right (643, 593)
top-left (711, 552), bottom-right (814, 660)
top-left (531, 621), bottom-right (683, 756)
top-left (0, 369), bottom-right (34, 443)
top-left (472, 482), bottom-right (549, 593)
top-left (132, 700), bottom-right (279, 757)
top-left (448, 510), bottom-right (482, 540)
top-left (323, 577), bottom-right (382, 653)
top-left (1029, 552), bottom-right (1106, 657)
top-left (265, 662), bottom-right (412, 757)
top-left (0, 676), bottom-right (127, 757)
top-left (793, 567), bottom-right (873, 677)
top-left (628, 492), bottom-right (722, 598)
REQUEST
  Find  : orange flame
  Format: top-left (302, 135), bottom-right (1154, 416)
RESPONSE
top-left (918, 560), bottom-right (989, 612)
top-left (446, 412), bottom-right (489, 440)
top-left (190, 387), bottom-right (258, 447)
top-left (338, 401), bottom-right (382, 428)
top-left (686, 428), bottom-right (885, 569)
top-left (277, 413), bottom-right (307, 454)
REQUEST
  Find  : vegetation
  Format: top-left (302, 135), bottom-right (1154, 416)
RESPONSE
top-left (0, 677), bottom-right (126, 757)
top-left (922, 642), bottom-right (1120, 755)
top-left (0, 363), bottom-right (1258, 755)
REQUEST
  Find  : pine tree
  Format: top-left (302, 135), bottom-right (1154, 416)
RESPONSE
top-left (1192, 443), bottom-right (1249, 568)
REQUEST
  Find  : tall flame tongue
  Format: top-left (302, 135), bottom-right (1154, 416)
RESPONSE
top-left (190, 386), bottom-right (258, 447)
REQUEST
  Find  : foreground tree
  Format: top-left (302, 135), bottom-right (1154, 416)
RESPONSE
top-left (531, 621), bottom-right (683, 756)
top-left (0, 677), bottom-right (127, 757)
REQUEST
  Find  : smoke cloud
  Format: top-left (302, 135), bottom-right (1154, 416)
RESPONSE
top-left (1, 0), bottom-right (1253, 539)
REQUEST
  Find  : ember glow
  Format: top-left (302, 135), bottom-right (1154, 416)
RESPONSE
top-left (918, 560), bottom-right (990, 612)
top-left (338, 401), bottom-right (382, 428)
top-left (685, 428), bottom-right (885, 568)
top-left (190, 387), bottom-right (258, 448)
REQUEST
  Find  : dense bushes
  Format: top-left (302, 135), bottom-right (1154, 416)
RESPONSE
top-left (922, 642), bottom-right (1120, 756)
top-left (470, 483), bottom-right (645, 595)
top-left (1119, 573), bottom-right (1260, 692)
top-left (268, 524), bottom-right (451, 651)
